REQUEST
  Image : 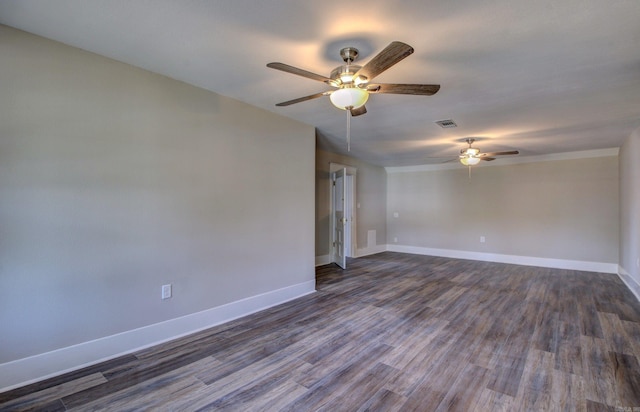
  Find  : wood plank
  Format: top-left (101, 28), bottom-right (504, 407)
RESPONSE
top-left (469, 292), bottom-right (525, 370)
top-left (190, 360), bottom-right (310, 411)
top-left (170, 354), bottom-right (312, 410)
top-left (513, 349), bottom-right (555, 411)
top-left (581, 335), bottom-right (619, 407)
top-left (554, 319), bottom-right (583, 375)
top-left (531, 304), bottom-right (560, 353)
top-left (598, 312), bottom-right (637, 356)
top-left (379, 318), bottom-right (449, 370)
top-left (281, 343), bottom-right (394, 411)
top-left (435, 364), bottom-right (493, 412)
top-left (356, 388), bottom-right (407, 412)
top-left (486, 301), bottom-right (541, 397)
top-left (621, 319), bottom-right (640, 359)
top-left (0, 373), bottom-right (106, 411)
top-left (580, 302), bottom-right (606, 339)
top-left (585, 399), bottom-right (618, 412)
top-left (0, 354), bottom-right (136, 404)
top-left (315, 362), bottom-right (399, 412)
top-left (69, 356), bottom-right (217, 411)
top-left (551, 368), bottom-right (586, 411)
top-left (611, 351), bottom-right (640, 408)
top-left (471, 388), bottom-right (514, 412)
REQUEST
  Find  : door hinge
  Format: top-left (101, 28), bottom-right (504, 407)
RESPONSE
top-left (332, 242), bottom-right (335, 247)
top-left (332, 180), bottom-right (336, 186)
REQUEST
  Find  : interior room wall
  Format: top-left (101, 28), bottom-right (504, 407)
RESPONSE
top-left (619, 127), bottom-right (640, 292)
top-left (0, 25), bottom-right (315, 367)
top-left (387, 154), bottom-right (619, 266)
top-left (315, 146), bottom-right (387, 260)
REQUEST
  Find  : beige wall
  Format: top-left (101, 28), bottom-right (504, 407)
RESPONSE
top-left (387, 155), bottom-right (619, 263)
top-left (0, 26), bottom-right (315, 363)
top-left (316, 147), bottom-right (387, 258)
top-left (619, 127), bottom-right (640, 283)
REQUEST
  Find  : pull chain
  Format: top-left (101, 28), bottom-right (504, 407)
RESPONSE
top-left (346, 109), bottom-right (351, 152)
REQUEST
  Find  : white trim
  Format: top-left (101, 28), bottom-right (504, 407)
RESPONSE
top-left (385, 148), bottom-right (620, 173)
top-left (329, 163), bottom-right (358, 267)
top-left (355, 244), bottom-right (387, 258)
top-left (315, 254), bottom-right (332, 266)
top-left (0, 280), bottom-right (316, 392)
top-left (329, 162), bottom-right (357, 174)
top-left (385, 244), bottom-right (618, 274)
top-left (618, 266), bottom-right (640, 302)
top-left (317, 245), bottom-right (386, 264)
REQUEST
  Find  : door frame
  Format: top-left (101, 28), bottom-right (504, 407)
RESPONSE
top-left (330, 163), bottom-right (357, 265)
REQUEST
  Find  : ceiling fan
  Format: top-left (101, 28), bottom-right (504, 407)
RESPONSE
top-left (456, 138), bottom-right (519, 166)
top-left (266, 41), bottom-right (440, 116)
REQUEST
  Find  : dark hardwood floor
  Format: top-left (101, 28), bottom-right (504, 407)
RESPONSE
top-left (2, 252), bottom-right (640, 411)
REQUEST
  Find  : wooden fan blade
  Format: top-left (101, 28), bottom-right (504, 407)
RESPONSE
top-left (481, 157), bottom-right (496, 161)
top-left (366, 83), bottom-right (440, 95)
top-left (267, 62), bottom-right (333, 84)
top-left (275, 91), bottom-right (330, 106)
top-left (480, 150), bottom-right (519, 157)
top-left (353, 41), bottom-right (414, 83)
top-left (350, 105), bottom-right (367, 116)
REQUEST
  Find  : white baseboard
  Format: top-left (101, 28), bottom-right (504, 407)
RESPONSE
top-left (618, 266), bottom-right (640, 302)
top-left (0, 280), bottom-right (316, 393)
top-left (386, 244), bottom-right (618, 274)
top-left (315, 254), bottom-right (332, 266)
top-left (315, 244), bottom-right (386, 265)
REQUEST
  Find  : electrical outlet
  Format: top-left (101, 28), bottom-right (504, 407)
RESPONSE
top-left (480, 236), bottom-right (486, 243)
top-left (393, 212), bottom-right (399, 218)
top-left (162, 284), bottom-right (172, 300)
top-left (393, 237), bottom-right (398, 243)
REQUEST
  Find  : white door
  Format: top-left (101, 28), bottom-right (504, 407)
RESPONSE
top-left (333, 168), bottom-right (347, 269)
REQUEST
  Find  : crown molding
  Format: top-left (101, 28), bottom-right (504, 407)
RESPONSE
top-left (385, 148), bottom-right (620, 174)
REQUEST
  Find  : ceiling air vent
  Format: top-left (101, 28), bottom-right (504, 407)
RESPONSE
top-left (435, 119), bottom-right (457, 128)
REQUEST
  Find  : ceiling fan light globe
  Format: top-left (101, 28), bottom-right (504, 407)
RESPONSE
top-left (330, 87), bottom-right (369, 110)
top-left (460, 156), bottom-right (481, 166)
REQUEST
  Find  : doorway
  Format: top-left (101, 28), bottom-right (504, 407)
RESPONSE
top-left (330, 163), bottom-right (356, 269)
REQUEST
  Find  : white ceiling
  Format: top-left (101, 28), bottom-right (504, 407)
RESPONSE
top-left (1, 0), bottom-right (639, 166)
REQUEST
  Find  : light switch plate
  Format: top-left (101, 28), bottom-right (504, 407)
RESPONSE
top-left (162, 284), bottom-right (172, 299)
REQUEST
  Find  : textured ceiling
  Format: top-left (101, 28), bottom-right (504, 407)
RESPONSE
top-left (1, 0), bottom-right (639, 166)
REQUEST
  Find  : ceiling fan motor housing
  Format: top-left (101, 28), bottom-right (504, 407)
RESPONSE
top-left (339, 47), bottom-right (359, 63)
top-left (330, 64), bottom-right (363, 85)
top-left (329, 47), bottom-right (368, 87)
